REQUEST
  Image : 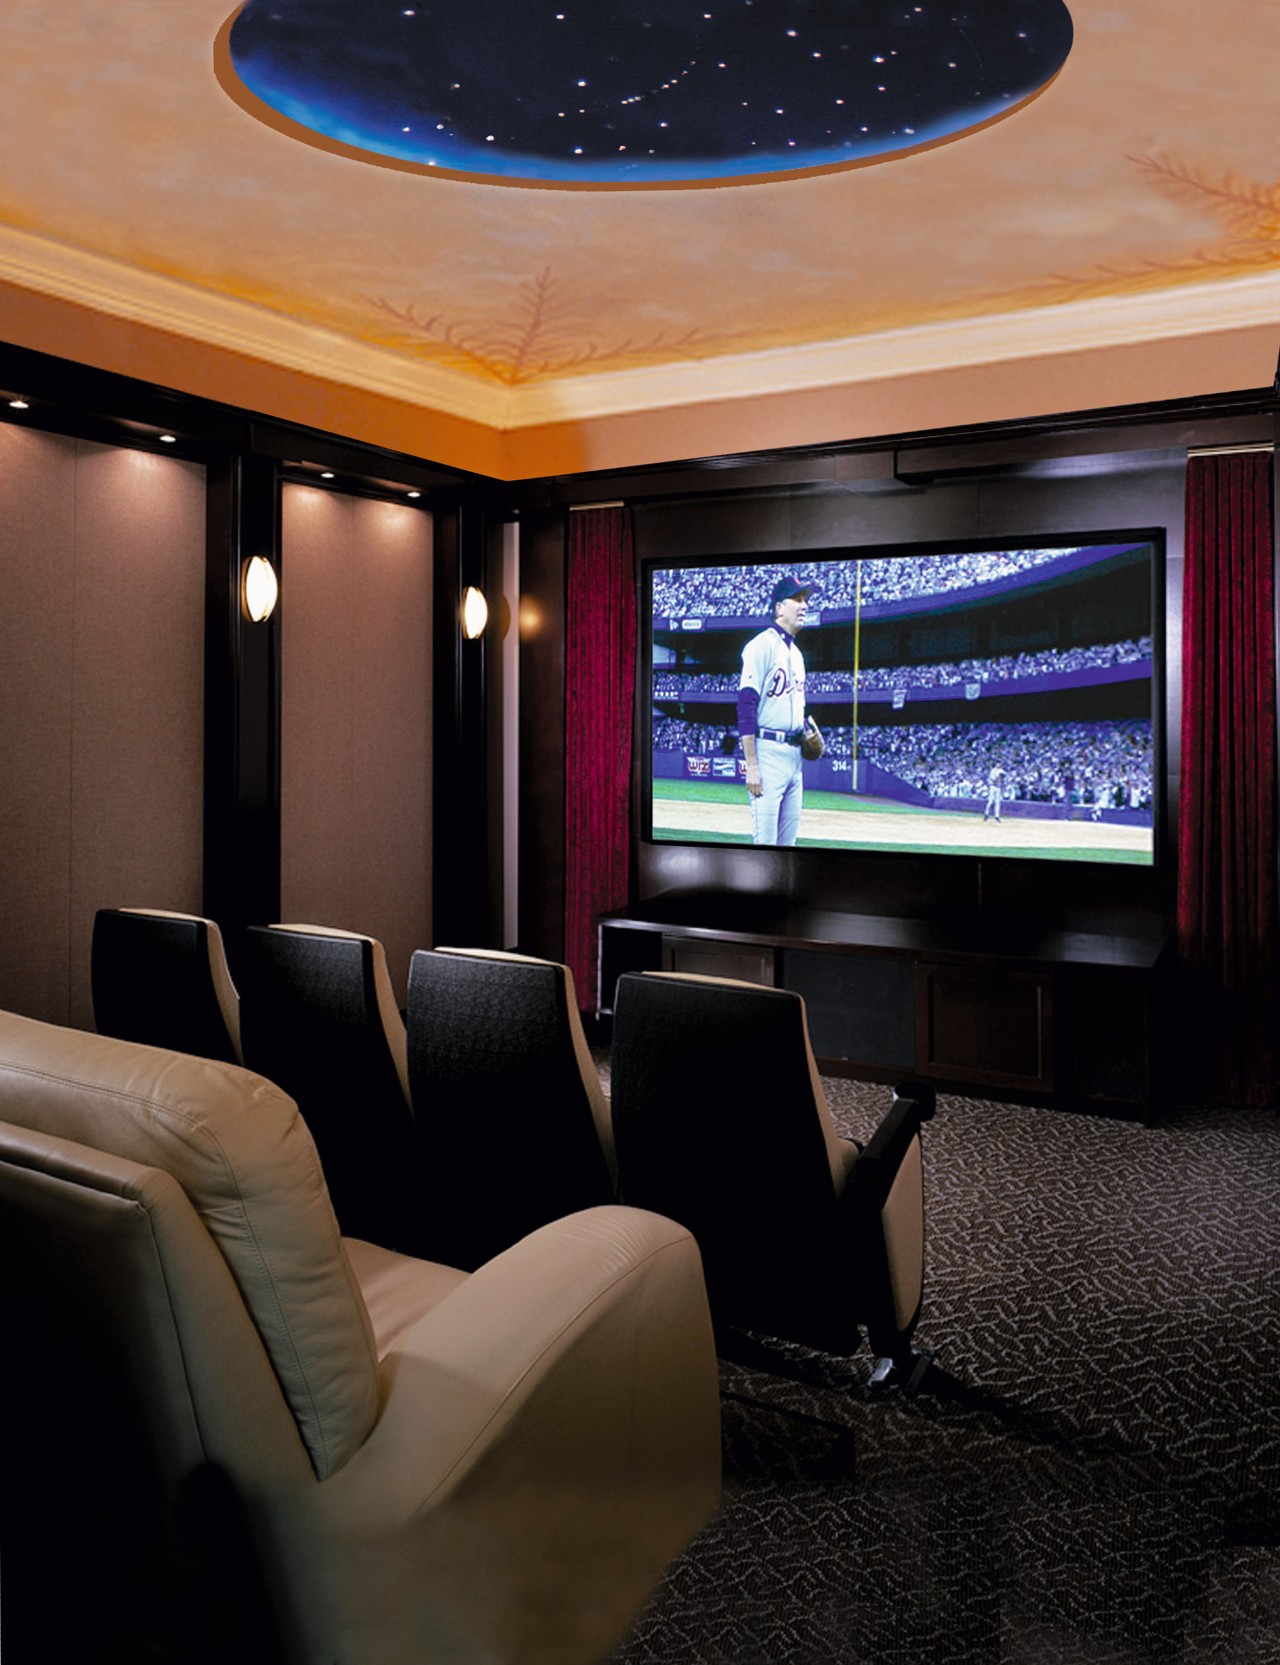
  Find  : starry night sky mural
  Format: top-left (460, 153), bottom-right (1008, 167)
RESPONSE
top-left (226, 0), bottom-right (1074, 186)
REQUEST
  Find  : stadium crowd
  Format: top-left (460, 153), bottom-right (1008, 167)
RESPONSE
top-left (652, 547), bottom-right (1082, 618)
top-left (845, 719), bottom-right (1154, 810)
top-left (652, 638), bottom-right (1152, 699)
top-left (652, 717), bottom-right (727, 755)
top-left (651, 714), bottom-right (1154, 811)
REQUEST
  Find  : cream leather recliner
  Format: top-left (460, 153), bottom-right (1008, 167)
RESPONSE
top-left (0, 1008), bottom-right (721, 1665)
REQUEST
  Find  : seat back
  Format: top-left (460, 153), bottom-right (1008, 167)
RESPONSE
top-left (91, 906), bottom-right (242, 1064)
top-left (0, 1118), bottom-right (311, 1659)
top-left (238, 924), bottom-right (419, 1249)
top-left (0, 1006), bottom-right (725, 1665)
top-left (0, 1008), bottom-right (377, 1480)
top-left (610, 971), bottom-right (852, 1349)
top-left (406, 947), bottom-right (615, 1269)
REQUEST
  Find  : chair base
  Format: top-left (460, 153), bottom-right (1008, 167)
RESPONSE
top-left (867, 1347), bottom-right (934, 1397)
top-left (719, 1385), bottom-right (858, 1476)
top-left (717, 1322), bottom-right (862, 1390)
top-left (717, 1326), bottom-right (934, 1470)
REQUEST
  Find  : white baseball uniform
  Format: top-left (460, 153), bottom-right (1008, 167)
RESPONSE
top-left (739, 624), bottom-right (807, 845)
top-left (983, 764), bottom-right (1004, 822)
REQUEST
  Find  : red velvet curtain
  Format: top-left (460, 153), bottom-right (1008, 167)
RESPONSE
top-left (564, 506), bottom-right (636, 1014)
top-left (1178, 450), bottom-right (1277, 1107)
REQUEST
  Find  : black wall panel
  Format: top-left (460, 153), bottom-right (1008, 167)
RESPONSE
top-left (781, 949), bottom-right (917, 1069)
top-left (632, 454), bottom-right (1186, 936)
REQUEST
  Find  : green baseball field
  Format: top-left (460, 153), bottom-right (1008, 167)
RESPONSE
top-left (651, 779), bottom-right (1154, 863)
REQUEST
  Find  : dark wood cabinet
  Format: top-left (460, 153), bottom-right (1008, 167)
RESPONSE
top-left (599, 894), bottom-right (1171, 1119)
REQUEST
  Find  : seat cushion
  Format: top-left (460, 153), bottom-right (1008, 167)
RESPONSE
top-left (344, 1236), bottom-right (470, 1361)
top-left (0, 1009), bottom-right (379, 1480)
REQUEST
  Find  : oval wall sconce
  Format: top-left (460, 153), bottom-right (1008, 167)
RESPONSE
top-left (461, 585), bottom-right (489, 640)
top-left (242, 555), bottom-right (279, 623)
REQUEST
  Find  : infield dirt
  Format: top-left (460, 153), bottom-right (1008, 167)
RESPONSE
top-left (653, 796), bottom-right (1150, 857)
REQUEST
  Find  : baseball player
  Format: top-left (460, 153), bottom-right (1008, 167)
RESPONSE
top-left (983, 763), bottom-right (1005, 823)
top-left (737, 574), bottom-right (821, 845)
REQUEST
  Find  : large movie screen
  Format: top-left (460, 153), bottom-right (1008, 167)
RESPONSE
top-left (645, 535), bottom-right (1161, 865)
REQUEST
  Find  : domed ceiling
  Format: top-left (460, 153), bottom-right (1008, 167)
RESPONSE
top-left (0, 0), bottom-right (1274, 476)
top-left (222, 0), bottom-right (1074, 186)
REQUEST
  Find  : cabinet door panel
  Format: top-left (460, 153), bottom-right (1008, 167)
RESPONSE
top-left (1063, 968), bottom-right (1150, 1106)
top-left (782, 949), bottom-right (915, 1069)
top-left (917, 963), bottom-right (1053, 1090)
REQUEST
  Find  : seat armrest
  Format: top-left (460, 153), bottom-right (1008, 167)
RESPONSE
top-left (846, 1081), bottom-right (935, 1212)
top-left (308, 1205), bottom-right (721, 1664)
top-left (894, 1079), bottom-right (937, 1123)
top-left (325, 1205), bottom-right (719, 1519)
top-left (837, 1082), bottom-right (933, 1360)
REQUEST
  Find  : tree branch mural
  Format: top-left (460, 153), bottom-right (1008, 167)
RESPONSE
top-left (1017, 153), bottom-right (1280, 303)
top-left (366, 266), bottom-right (732, 384)
top-left (1131, 153), bottom-right (1280, 244)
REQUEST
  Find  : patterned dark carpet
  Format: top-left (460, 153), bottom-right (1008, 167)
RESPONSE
top-left (597, 1069), bottom-right (1280, 1665)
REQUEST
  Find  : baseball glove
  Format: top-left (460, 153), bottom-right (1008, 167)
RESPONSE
top-left (800, 717), bottom-right (825, 761)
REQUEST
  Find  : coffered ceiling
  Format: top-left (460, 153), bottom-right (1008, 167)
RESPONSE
top-left (0, 0), bottom-right (1276, 477)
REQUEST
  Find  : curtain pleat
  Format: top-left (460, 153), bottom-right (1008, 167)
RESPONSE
top-left (564, 507), bottom-right (636, 1014)
top-left (1177, 452), bottom-right (1277, 1106)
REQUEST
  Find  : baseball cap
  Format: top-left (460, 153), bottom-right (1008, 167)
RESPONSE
top-left (772, 574), bottom-right (812, 604)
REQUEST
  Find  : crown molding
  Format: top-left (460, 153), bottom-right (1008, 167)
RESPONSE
top-left (0, 224), bottom-right (510, 428)
top-left (1, 223), bottom-right (1276, 440)
top-left (513, 271), bottom-right (1280, 426)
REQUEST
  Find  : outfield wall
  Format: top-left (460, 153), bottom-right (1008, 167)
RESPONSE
top-left (653, 750), bottom-right (1153, 827)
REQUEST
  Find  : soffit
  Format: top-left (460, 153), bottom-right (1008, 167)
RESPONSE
top-left (0, 0), bottom-right (1275, 476)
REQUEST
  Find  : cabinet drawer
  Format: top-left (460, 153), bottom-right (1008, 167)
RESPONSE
top-left (661, 934), bottom-right (776, 986)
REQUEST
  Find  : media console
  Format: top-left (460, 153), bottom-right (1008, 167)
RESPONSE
top-left (598, 894), bottom-right (1173, 1121)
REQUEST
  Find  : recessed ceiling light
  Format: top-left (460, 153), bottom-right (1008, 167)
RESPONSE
top-left (407, 490), bottom-right (421, 499)
top-left (321, 470), bottom-right (335, 480)
top-left (159, 433), bottom-right (177, 444)
top-left (8, 396), bottom-right (29, 410)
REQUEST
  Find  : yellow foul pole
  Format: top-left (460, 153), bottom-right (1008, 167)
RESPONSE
top-left (851, 560), bottom-right (862, 791)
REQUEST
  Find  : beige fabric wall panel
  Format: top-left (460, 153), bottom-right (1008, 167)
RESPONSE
top-left (0, 426), bottom-right (77, 1023)
top-left (280, 486), bottom-right (356, 920)
top-left (0, 428), bottom-right (204, 1028)
top-left (280, 486), bottom-right (432, 1003)
top-left (68, 445), bottom-right (205, 1028)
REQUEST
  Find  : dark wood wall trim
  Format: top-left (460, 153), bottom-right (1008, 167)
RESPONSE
top-left (505, 388), bottom-right (1277, 973)
top-left (204, 453), bottom-right (282, 961)
top-left (6, 338), bottom-right (1275, 975)
top-left (0, 340), bottom-right (487, 493)
top-left (500, 384), bottom-right (1278, 511)
top-left (432, 497), bottom-right (494, 947)
top-left (516, 507), bottom-right (569, 959)
top-left (2, 339), bottom-right (491, 963)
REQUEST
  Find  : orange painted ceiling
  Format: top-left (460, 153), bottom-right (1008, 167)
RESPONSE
top-left (0, 1), bottom-right (1276, 477)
